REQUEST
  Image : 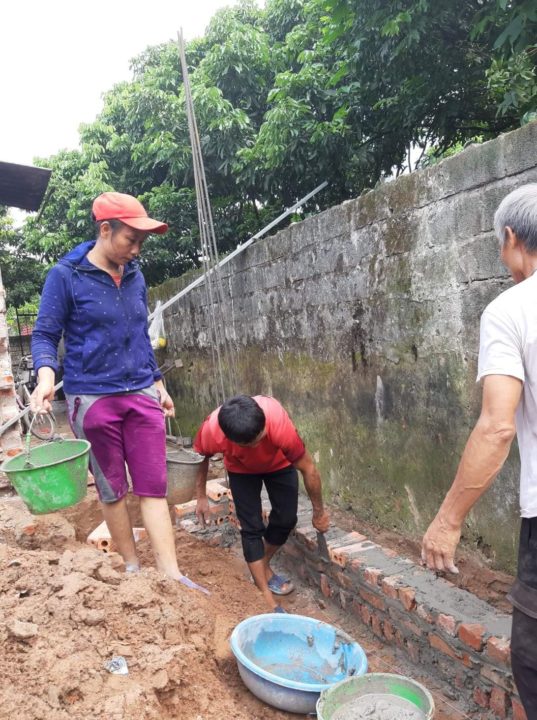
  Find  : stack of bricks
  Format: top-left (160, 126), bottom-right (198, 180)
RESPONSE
top-left (278, 498), bottom-right (525, 720)
top-left (0, 272), bottom-right (23, 488)
top-left (174, 479), bottom-right (234, 544)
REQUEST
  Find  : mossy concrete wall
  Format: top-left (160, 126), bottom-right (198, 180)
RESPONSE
top-left (151, 121), bottom-right (537, 573)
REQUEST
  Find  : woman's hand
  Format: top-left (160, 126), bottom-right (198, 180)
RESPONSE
top-left (154, 380), bottom-right (175, 418)
top-left (30, 368), bottom-right (55, 414)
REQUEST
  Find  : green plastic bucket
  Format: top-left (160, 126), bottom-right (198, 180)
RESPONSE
top-left (316, 673), bottom-right (435, 720)
top-left (1, 439), bottom-right (91, 514)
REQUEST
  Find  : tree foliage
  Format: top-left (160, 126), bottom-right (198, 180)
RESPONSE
top-left (17, 0), bottom-right (536, 295)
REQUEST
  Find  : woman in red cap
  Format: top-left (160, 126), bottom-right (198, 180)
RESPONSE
top-left (30, 192), bottom-right (206, 593)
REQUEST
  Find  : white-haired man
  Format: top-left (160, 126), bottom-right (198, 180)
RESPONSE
top-left (422, 183), bottom-right (537, 716)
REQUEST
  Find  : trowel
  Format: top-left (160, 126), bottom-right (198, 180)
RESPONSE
top-left (317, 531), bottom-right (330, 563)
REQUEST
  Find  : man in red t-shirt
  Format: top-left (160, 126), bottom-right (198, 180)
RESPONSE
top-left (193, 395), bottom-right (330, 612)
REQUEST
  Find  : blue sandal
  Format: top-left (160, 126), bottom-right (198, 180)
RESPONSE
top-left (274, 605), bottom-right (288, 613)
top-left (268, 574), bottom-right (295, 596)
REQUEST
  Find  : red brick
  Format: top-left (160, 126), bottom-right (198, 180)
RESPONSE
top-left (328, 532), bottom-right (368, 566)
top-left (364, 567), bottom-right (382, 587)
top-left (490, 687), bottom-right (508, 719)
top-left (333, 571), bottom-right (353, 590)
top-left (429, 633), bottom-right (461, 660)
top-left (174, 500), bottom-right (198, 518)
top-left (480, 665), bottom-right (513, 692)
top-left (473, 687), bottom-right (490, 709)
top-left (351, 598), bottom-right (362, 618)
top-left (401, 617), bottom-right (424, 638)
top-left (461, 652), bottom-right (480, 669)
top-left (458, 623), bottom-right (486, 651)
top-left (359, 587), bottom-right (386, 611)
top-left (511, 697), bottom-right (528, 720)
top-left (294, 525), bottom-right (317, 550)
top-left (406, 639), bottom-right (421, 664)
top-left (486, 637), bottom-right (511, 668)
top-left (381, 575), bottom-right (402, 599)
top-left (394, 629), bottom-right (405, 649)
top-left (437, 613), bottom-right (457, 636)
top-left (360, 604), bottom-right (372, 626)
top-left (332, 541), bottom-right (378, 568)
top-left (398, 587), bottom-right (416, 612)
top-left (319, 573), bottom-right (332, 598)
top-left (338, 590), bottom-right (351, 610)
top-left (416, 603), bottom-right (434, 624)
top-left (383, 619), bottom-right (396, 643)
top-left (371, 613), bottom-right (383, 638)
top-left (281, 542), bottom-right (302, 559)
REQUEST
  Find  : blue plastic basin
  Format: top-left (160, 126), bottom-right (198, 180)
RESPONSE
top-left (230, 614), bottom-right (368, 714)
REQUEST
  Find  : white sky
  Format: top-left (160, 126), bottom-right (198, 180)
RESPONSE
top-left (1, 0), bottom-right (243, 167)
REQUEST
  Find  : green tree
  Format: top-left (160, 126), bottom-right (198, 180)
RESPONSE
top-left (0, 207), bottom-right (45, 309)
top-left (22, 0), bottom-right (537, 290)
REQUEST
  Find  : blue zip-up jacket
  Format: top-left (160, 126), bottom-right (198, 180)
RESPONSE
top-left (32, 240), bottom-right (162, 394)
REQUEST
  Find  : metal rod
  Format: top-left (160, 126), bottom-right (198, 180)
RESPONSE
top-left (153, 180), bottom-right (328, 318)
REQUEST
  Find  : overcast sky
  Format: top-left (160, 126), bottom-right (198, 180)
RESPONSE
top-left (1, 0), bottom-right (244, 167)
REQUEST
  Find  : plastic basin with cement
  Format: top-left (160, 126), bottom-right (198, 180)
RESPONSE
top-left (229, 613), bottom-right (368, 714)
top-left (316, 673), bottom-right (435, 720)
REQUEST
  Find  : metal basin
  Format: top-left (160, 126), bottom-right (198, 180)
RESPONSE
top-left (316, 673), bottom-right (435, 720)
top-left (166, 446), bottom-right (204, 505)
top-left (230, 613), bottom-right (367, 714)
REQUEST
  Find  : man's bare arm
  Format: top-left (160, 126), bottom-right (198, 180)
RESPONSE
top-left (294, 450), bottom-right (330, 532)
top-left (422, 374), bottom-right (521, 573)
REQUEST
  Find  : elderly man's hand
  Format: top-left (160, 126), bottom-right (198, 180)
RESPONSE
top-left (421, 514), bottom-right (461, 574)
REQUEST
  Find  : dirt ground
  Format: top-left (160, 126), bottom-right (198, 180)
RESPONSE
top-left (0, 490), bottom-right (297, 720)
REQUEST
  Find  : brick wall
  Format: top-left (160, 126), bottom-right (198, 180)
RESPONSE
top-left (281, 505), bottom-right (523, 719)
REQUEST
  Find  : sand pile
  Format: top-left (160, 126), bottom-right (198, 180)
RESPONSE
top-left (0, 497), bottom-right (290, 720)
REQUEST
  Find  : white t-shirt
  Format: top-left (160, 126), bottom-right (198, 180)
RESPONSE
top-left (477, 271), bottom-right (537, 517)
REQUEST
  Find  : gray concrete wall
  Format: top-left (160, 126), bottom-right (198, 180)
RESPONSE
top-left (152, 121), bottom-right (537, 573)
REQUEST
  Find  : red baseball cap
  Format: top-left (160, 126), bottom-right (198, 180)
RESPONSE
top-left (92, 192), bottom-right (168, 234)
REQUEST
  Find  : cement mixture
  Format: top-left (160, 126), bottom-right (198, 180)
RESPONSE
top-left (331, 693), bottom-right (426, 720)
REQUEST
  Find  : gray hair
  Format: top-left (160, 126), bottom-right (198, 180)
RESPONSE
top-left (494, 183), bottom-right (537, 252)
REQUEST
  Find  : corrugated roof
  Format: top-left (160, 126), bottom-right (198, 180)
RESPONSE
top-left (0, 161), bottom-right (52, 211)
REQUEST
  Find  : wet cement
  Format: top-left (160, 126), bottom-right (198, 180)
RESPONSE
top-left (331, 693), bottom-right (426, 720)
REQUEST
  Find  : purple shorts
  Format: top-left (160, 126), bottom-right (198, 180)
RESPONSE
top-left (65, 387), bottom-right (167, 503)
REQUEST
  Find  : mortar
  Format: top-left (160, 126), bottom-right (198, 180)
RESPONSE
top-left (316, 673), bottom-right (435, 720)
top-left (165, 446), bottom-right (204, 505)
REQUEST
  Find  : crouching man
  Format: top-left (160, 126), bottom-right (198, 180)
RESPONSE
top-left (193, 395), bottom-right (330, 612)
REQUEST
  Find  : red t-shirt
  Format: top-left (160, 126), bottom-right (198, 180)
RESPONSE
top-left (193, 396), bottom-right (306, 474)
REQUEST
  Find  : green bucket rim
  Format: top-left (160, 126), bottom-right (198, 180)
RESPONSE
top-left (0, 439), bottom-right (91, 474)
top-left (316, 672), bottom-right (435, 719)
